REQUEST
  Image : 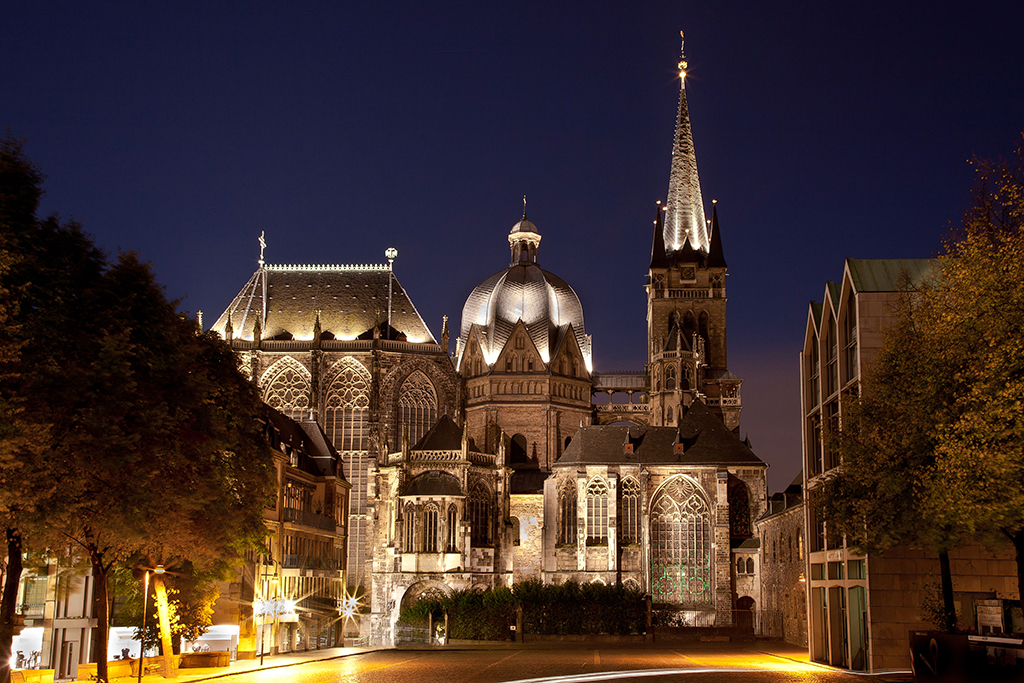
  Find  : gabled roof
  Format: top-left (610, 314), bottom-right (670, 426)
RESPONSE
top-left (846, 258), bottom-right (935, 293)
top-left (264, 405), bottom-right (344, 479)
top-left (556, 401), bottom-right (764, 467)
top-left (412, 414), bottom-right (463, 451)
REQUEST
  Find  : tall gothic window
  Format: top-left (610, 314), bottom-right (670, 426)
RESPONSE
top-left (665, 365), bottom-right (677, 391)
top-left (650, 476), bottom-right (712, 606)
top-left (586, 478), bottom-right (608, 545)
top-left (423, 504), bottom-right (439, 553)
top-left (403, 503), bottom-right (417, 553)
top-left (727, 476), bottom-right (751, 540)
top-left (558, 479), bottom-right (577, 545)
top-left (398, 371), bottom-right (437, 448)
top-left (469, 483), bottom-right (491, 546)
top-left (446, 504), bottom-right (459, 551)
top-left (262, 357), bottom-right (311, 421)
top-left (620, 477), bottom-right (641, 544)
top-left (324, 358), bottom-right (371, 451)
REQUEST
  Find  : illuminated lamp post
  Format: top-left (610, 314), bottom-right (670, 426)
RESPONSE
top-left (385, 247), bottom-right (397, 339)
top-left (137, 566), bottom-right (164, 683)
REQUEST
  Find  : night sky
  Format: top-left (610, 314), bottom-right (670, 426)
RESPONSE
top-left (4, 2), bottom-right (1023, 492)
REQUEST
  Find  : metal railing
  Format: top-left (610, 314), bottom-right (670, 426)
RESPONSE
top-left (282, 507), bottom-right (337, 531)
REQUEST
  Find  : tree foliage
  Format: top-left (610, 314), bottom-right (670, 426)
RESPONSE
top-left (816, 134), bottom-right (1024, 630)
top-left (0, 134), bottom-right (275, 681)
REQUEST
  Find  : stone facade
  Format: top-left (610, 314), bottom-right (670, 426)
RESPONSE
top-left (755, 481), bottom-right (806, 647)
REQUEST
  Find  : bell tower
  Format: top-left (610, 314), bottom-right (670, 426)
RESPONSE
top-left (646, 34), bottom-right (740, 432)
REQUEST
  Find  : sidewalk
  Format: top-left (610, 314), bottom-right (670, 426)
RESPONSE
top-left (105, 646), bottom-right (383, 683)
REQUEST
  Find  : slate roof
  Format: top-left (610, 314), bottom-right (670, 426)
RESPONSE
top-left (412, 415), bottom-right (464, 451)
top-left (264, 405), bottom-right (344, 479)
top-left (510, 469), bottom-right (548, 494)
top-left (212, 264), bottom-right (436, 344)
top-left (401, 470), bottom-right (464, 497)
top-left (556, 400), bottom-right (764, 467)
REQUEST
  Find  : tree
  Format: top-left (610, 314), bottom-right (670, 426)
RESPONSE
top-left (816, 134), bottom-right (1024, 632)
top-left (0, 136), bottom-right (275, 682)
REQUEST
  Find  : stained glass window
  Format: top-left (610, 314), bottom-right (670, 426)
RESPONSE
top-left (262, 357), bottom-right (310, 421)
top-left (469, 483), bottom-right (491, 546)
top-left (558, 479), bottom-right (577, 545)
top-left (586, 478), bottom-right (608, 544)
top-left (650, 476), bottom-right (712, 606)
top-left (620, 477), bottom-right (641, 544)
top-left (397, 371), bottom-right (437, 448)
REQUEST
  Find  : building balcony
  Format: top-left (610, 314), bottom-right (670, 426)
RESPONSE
top-left (282, 507), bottom-right (337, 532)
top-left (594, 403), bottom-right (650, 413)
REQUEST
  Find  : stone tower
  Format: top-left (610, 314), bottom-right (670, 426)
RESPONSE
top-left (646, 34), bottom-right (741, 432)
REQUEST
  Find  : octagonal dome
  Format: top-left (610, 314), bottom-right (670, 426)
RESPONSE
top-left (458, 214), bottom-right (591, 369)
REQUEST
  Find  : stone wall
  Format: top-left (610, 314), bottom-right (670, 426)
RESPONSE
top-left (866, 541), bottom-right (1019, 672)
top-left (756, 504), bottom-right (807, 647)
top-left (510, 494), bottom-right (544, 583)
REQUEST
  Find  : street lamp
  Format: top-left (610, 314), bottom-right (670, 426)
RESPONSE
top-left (137, 566), bottom-right (164, 683)
top-left (385, 247), bottom-right (397, 338)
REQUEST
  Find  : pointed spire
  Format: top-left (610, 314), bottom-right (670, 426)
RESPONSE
top-left (664, 31), bottom-right (708, 255)
top-left (650, 201), bottom-right (669, 269)
top-left (707, 199), bottom-right (727, 268)
top-left (441, 314), bottom-right (450, 353)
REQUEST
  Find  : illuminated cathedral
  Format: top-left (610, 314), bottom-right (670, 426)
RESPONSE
top-left (210, 36), bottom-right (766, 646)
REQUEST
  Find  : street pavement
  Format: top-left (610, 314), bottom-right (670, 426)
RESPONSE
top-left (95, 639), bottom-right (913, 683)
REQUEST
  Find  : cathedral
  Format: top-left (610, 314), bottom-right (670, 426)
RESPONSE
top-left (210, 37), bottom-right (767, 646)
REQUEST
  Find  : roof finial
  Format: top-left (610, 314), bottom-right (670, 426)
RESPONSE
top-left (678, 30), bottom-right (687, 75)
top-left (258, 231), bottom-right (267, 267)
top-left (522, 194), bottom-right (528, 219)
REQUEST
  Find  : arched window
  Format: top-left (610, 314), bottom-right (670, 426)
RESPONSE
top-left (620, 477), bottom-right (641, 544)
top-left (586, 478), bottom-right (608, 545)
top-left (510, 516), bottom-right (521, 546)
top-left (650, 476), bottom-right (712, 606)
top-left (324, 358), bottom-right (371, 451)
top-left (262, 357), bottom-right (311, 422)
top-left (683, 310), bottom-right (696, 338)
top-left (469, 483), bottom-right (491, 546)
top-left (446, 504), bottom-right (459, 552)
top-left (403, 503), bottom-right (417, 553)
top-left (515, 335), bottom-right (524, 349)
top-left (746, 557), bottom-right (755, 574)
top-left (423, 504), bottom-right (439, 552)
top-left (510, 434), bottom-right (528, 465)
top-left (558, 479), bottom-right (577, 545)
top-left (728, 476), bottom-right (752, 540)
top-left (397, 371), bottom-right (437, 449)
top-left (505, 356), bottom-right (514, 372)
top-left (665, 365), bottom-right (676, 391)
top-left (654, 366), bottom-right (662, 391)
top-left (736, 557), bottom-right (745, 574)
top-left (667, 407), bottom-right (673, 423)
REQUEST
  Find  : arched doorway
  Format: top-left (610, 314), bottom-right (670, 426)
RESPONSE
top-left (736, 595), bottom-right (755, 634)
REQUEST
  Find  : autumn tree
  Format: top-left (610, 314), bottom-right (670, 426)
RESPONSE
top-left (817, 134), bottom-right (1024, 632)
top-left (0, 136), bottom-right (275, 682)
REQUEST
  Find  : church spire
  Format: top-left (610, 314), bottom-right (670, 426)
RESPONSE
top-left (664, 31), bottom-right (708, 255)
top-left (650, 201), bottom-right (669, 269)
top-left (707, 199), bottom-right (727, 268)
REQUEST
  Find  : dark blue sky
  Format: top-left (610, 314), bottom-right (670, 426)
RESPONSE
top-left (4, 2), bottom-right (1023, 491)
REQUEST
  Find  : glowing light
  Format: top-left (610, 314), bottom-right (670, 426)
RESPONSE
top-left (340, 591), bottom-right (360, 620)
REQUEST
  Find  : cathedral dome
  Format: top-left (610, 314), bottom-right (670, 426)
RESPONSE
top-left (459, 215), bottom-right (591, 369)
